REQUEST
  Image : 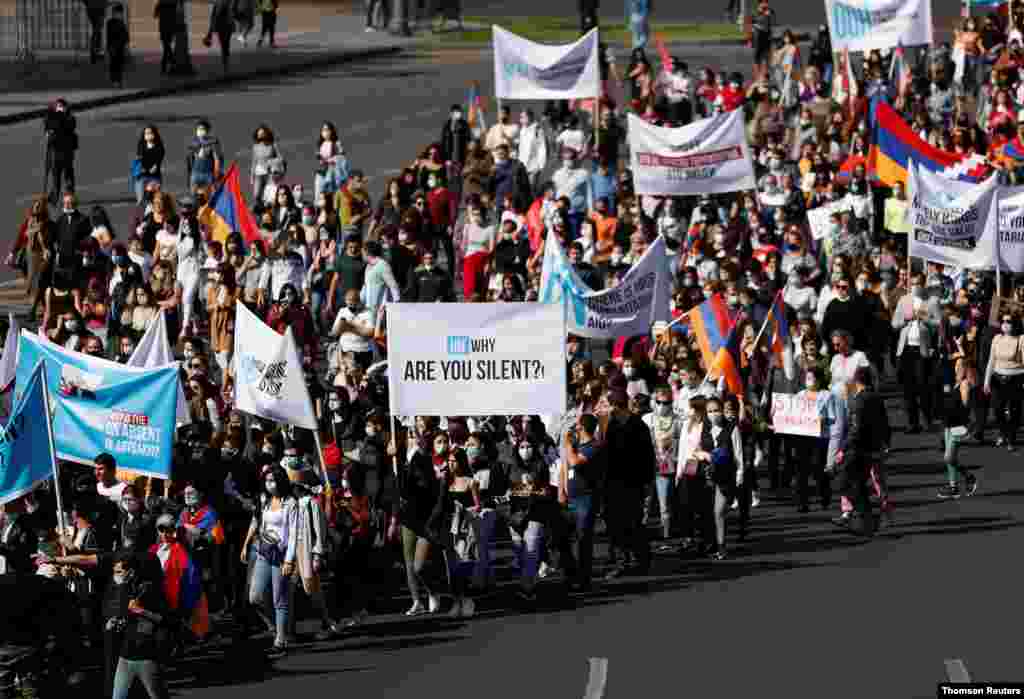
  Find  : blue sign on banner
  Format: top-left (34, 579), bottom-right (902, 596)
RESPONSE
top-left (0, 363), bottom-right (55, 506)
top-left (15, 332), bottom-right (180, 479)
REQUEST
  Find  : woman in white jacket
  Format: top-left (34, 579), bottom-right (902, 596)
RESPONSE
top-left (242, 464), bottom-right (299, 655)
top-left (517, 109), bottom-right (548, 196)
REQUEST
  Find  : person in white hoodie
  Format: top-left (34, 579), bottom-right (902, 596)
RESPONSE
top-left (517, 109), bottom-right (548, 198)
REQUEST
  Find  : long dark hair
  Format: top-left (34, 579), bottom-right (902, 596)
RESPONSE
top-left (318, 121), bottom-right (339, 146)
top-left (137, 124), bottom-right (163, 151)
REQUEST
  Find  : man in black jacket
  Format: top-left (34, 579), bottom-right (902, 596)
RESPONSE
top-left (0, 507), bottom-right (39, 575)
top-left (835, 366), bottom-right (890, 537)
top-left (440, 104), bottom-right (472, 167)
top-left (53, 192), bottom-right (91, 276)
top-left (44, 99), bottom-right (78, 205)
top-left (403, 252), bottom-right (456, 302)
top-left (603, 389), bottom-right (655, 577)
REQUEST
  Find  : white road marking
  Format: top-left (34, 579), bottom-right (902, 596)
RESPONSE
top-left (945, 659), bottom-right (971, 683)
top-left (15, 105), bottom-right (445, 205)
top-left (583, 658), bottom-right (608, 699)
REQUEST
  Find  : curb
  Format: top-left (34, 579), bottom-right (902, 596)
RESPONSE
top-left (0, 44), bottom-right (403, 127)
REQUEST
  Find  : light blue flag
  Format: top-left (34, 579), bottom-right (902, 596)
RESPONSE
top-left (538, 232), bottom-right (592, 328)
top-left (15, 331), bottom-right (180, 479)
top-left (0, 363), bottom-right (55, 506)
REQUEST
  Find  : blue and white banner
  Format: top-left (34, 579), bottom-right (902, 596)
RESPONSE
top-left (825, 0), bottom-right (932, 53)
top-left (493, 26), bottom-right (601, 100)
top-left (540, 234), bottom-right (672, 339)
top-left (15, 331), bottom-right (180, 479)
top-left (0, 363), bottom-right (56, 506)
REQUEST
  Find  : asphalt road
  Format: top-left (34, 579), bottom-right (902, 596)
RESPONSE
top-left (155, 392), bottom-right (1024, 699)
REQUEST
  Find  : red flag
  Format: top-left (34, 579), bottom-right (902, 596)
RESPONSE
top-left (655, 33), bottom-right (672, 74)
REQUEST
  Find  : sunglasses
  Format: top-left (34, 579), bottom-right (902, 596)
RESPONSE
top-left (836, 284), bottom-right (850, 290)
top-left (157, 525), bottom-right (174, 533)
top-left (655, 400), bottom-right (672, 406)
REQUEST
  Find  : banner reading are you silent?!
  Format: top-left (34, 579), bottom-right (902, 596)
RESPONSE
top-left (387, 303), bottom-right (566, 417)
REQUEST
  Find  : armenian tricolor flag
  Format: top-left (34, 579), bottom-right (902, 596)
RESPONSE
top-left (868, 101), bottom-right (990, 186)
top-left (767, 290), bottom-right (791, 360)
top-left (198, 163), bottom-right (261, 246)
top-left (150, 541), bottom-right (207, 637)
top-left (711, 325), bottom-right (744, 397)
top-left (683, 294), bottom-right (734, 373)
top-left (467, 82), bottom-right (487, 135)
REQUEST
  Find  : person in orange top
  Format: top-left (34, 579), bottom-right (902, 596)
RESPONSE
top-left (587, 196), bottom-right (618, 266)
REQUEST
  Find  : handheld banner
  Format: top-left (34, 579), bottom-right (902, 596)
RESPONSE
top-left (493, 25), bottom-right (601, 100)
top-left (825, 0), bottom-right (933, 53)
top-left (15, 332), bottom-right (180, 478)
top-left (771, 393), bottom-right (823, 437)
top-left (387, 303), bottom-right (566, 417)
top-left (0, 363), bottom-right (56, 506)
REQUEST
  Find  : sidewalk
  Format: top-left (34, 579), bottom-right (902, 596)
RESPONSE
top-left (0, 10), bottom-right (415, 125)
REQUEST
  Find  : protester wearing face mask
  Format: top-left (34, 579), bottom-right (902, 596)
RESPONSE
top-left (640, 385), bottom-right (683, 546)
top-left (396, 427), bottom-right (445, 616)
top-left (40, 545), bottom-right (167, 699)
top-left (984, 314), bottom-right (1024, 451)
top-left (822, 275), bottom-right (871, 354)
top-left (241, 465), bottom-right (298, 655)
top-left (685, 397), bottom-right (743, 559)
top-left (790, 370), bottom-right (833, 514)
top-left (896, 306), bottom-right (936, 434)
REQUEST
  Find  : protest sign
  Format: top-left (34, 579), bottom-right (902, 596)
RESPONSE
top-left (387, 303), bottom-right (566, 417)
top-left (540, 234), bottom-right (672, 339)
top-left (15, 332), bottom-right (180, 479)
top-left (628, 111), bottom-right (756, 196)
top-left (493, 26), bottom-right (601, 100)
top-left (0, 363), bottom-right (56, 507)
top-left (233, 303), bottom-right (317, 430)
top-left (807, 197), bottom-right (852, 240)
top-left (825, 0), bottom-right (932, 53)
top-left (771, 393), bottom-right (822, 437)
top-left (985, 185), bottom-right (1024, 274)
top-left (909, 164), bottom-right (998, 269)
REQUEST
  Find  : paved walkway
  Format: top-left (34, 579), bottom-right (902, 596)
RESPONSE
top-left (0, 10), bottom-right (414, 124)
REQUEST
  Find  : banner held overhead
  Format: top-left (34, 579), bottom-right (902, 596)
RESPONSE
top-left (628, 111), bottom-right (756, 197)
top-left (492, 25), bottom-right (601, 100)
top-left (825, 0), bottom-right (933, 53)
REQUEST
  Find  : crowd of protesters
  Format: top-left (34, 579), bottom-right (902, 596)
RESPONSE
top-left (5, 2), bottom-right (1024, 696)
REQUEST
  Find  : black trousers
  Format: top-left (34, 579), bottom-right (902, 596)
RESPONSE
top-left (87, 8), bottom-right (105, 61)
top-left (260, 11), bottom-right (277, 43)
top-left (991, 373), bottom-right (1024, 445)
top-left (972, 384), bottom-right (990, 439)
top-left (793, 436), bottom-right (830, 509)
top-left (836, 456), bottom-right (873, 534)
top-left (899, 347), bottom-right (932, 428)
top-left (50, 153), bottom-right (76, 198)
top-left (160, 34), bottom-right (175, 73)
top-left (604, 485), bottom-right (649, 571)
top-left (334, 537), bottom-right (372, 616)
top-left (108, 48), bottom-right (127, 84)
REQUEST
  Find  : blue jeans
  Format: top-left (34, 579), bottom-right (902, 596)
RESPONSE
top-left (112, 658), bottom-right (168, 699)
top-left (654, 474), bottom-right (675, 539)
top-left (190, 170), bottom-right (215, 191)
top-left (559, 494), bottom-right (596, 586)
top-left (248, 551), bottom-right (291, 644)
top-left (510, 520), bottom-right (545, 591)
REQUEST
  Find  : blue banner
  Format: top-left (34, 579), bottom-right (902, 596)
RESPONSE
top-left (15, 332), bottom-right (180, 479)
top-left (0, 363), bottom-right (55, 505)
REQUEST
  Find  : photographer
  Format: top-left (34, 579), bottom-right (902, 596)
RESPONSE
top-left (43, 99), bottom-right (79, 205)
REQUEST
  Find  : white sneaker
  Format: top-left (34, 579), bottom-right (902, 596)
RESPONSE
top-left (730, 499), bottom-right (739, 510)
top-left (448, 599), bottom-right (463, 618)
top-left (365, 26), bottom-right (376, 32)
top-left (751, 493), bottom-right (761, 508)
top-left (343, 609), bottom-right (368, 628)
top-left (405, 601), bottom-right (426, 616)
top-left (754, 447), bottom-right (764, 469)
top-left (461, 598), bottom-right (475, 618)
top-left (428, 594), bottom-right (442, 614)
top-left (537, 562), bottom-right (550, 579)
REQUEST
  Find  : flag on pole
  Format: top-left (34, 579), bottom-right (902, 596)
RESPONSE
top-left (0, 362), bottom-right (57, 506)
top-left (128, 311), bottom-right (190, 425)
top-left (233, 302), bottom-right (317, 430)
top-left (711, 325), bottom-right (744, 396)
top-left (467, 82), bottom-right (488, 136)
top-left (198, 163), bottom-right (262, 246)
top-left (768, 290), bottom-right (792, 361)
top-left (0, 314), bottom-right (20, 392)
top-left (681, 294), bottom-right (734, 373)
top-left (655, 33), bottom-right (672, 74)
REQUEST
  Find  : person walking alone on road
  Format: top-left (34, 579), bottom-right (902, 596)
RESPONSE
top-left (154, 0), bottom-right (178, 74)
top-left (234, 0), bottom-right (256, 46)
top-left (105, 3), bottom-right (130, 88)
top-left (44, 99), bottom-right (79, 206)
top-left (203, 0), bottom-right (235, 73)
top-left (938, 359), bottom-right (979, 500)
top-left (83, 0), bottom-right (108, 64)
top-left (257, 0), bottom-right (279, 46)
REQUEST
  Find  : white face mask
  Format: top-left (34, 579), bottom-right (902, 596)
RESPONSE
top-left (265, 479), bottom-right (278, 495)
top-left (856, 280), bottom-right (867, 292)
top-left (183, 349), bottom-right (196, 360)
top-left (518, 446), bottom-right (534, 461)
top-left (611, 254), bottom-right (623, 265)
top-left (623, 367), bottom-right (636, 378)
top-left (655, 403), bottom-right (672, 417)
top-left (709, 413), bottom-right (724, 427)
top-left (434, 442), bottom-right (447, 456)
top-left (112, 572), bottom-right (133, 586)
top-left (1003, 323), bottom-right (1014, 335)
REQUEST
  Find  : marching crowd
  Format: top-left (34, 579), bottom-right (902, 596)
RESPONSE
top-left (5, 3), bottom-right (1024, 697)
